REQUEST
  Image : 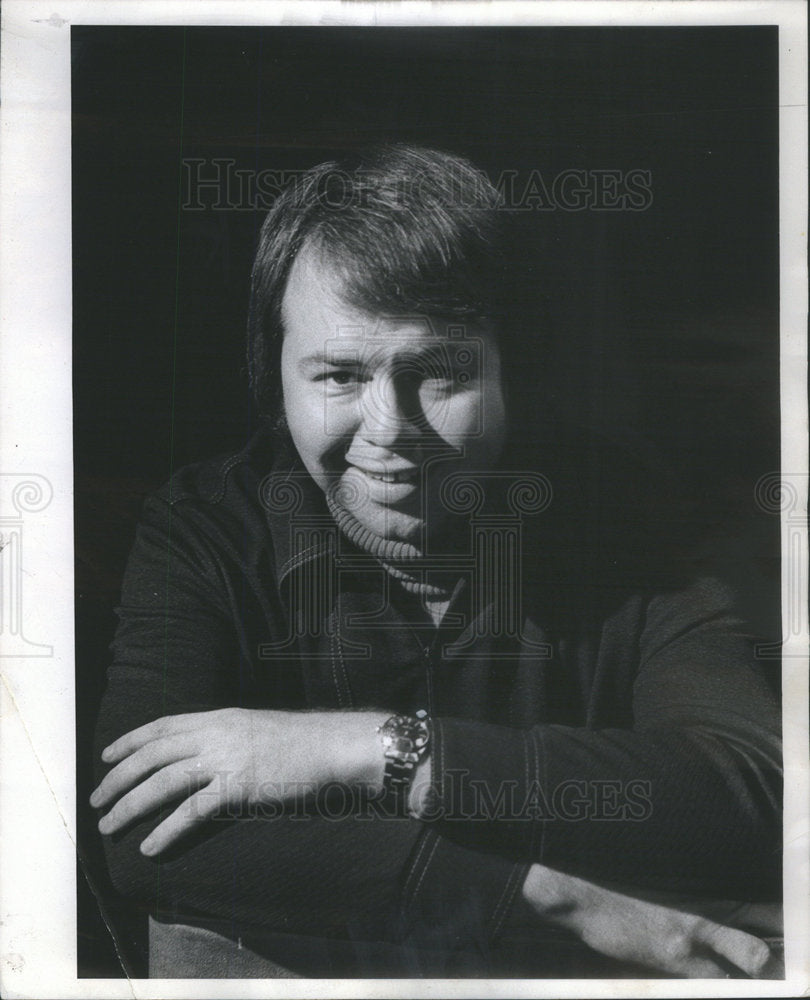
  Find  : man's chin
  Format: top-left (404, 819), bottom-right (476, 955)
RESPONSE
top-left (350, 504), bottom-right (427, 546)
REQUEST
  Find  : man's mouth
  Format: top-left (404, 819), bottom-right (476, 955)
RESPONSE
top-left (359, 468), bottom-right (419, 484)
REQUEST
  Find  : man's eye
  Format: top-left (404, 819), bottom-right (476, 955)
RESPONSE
top-left (317, 370), bottom-right (358, 386)
top-left (421, 370), bottom-right (457, 389)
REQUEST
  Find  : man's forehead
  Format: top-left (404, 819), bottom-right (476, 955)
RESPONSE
top-left (314, 323), bottom-right (489, 369)
top-left (281, 246), bottom-right (399, 338)
top-left (301, 331), bottom-right (479, 365)
top-left (281, 244), bottom-right (351, 327)
top-left (282, 247), bottom-right (486, 348)
top-left (328, 317), bottom-right (442, 342)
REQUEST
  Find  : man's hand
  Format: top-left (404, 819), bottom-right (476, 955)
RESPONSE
top-left (90, 708), bottom-right (388, 856)
top-left (522, 864), bottom-right (781, 978)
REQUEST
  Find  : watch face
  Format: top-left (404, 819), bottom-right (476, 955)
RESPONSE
top-left (380, 715), bottom-right (430, 759)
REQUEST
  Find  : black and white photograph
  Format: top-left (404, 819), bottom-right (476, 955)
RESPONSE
top-left (0, 2), bottom-right (807, 997)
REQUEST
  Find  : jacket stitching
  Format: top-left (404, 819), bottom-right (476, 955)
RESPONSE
top-left (491, 862), bottom-right (528, 938)
top-left (280, 544), bottom-right (327, 578)
top-left (439, 717), bottom-right (446, 804)
top-left (490, 863), bottom-right (516, 932)
top-left (209, 453), bottom-right (245, 503)
top-left (328, 613), bottom-right (345, 708)
top-left (524, 727), bottom-right (530, 796)
top-left (527, 731), bottom-right (539, 859)
top-left (166, 453), bottom-right (245, 506)
top-left (430, 717), bottom-right (442, 805)
top-left (533, 728), bottom-right (547, 864)
top-left (410, 833), bottom-right (441, 904)
top-left (330, 605), bottom-right (353, 709)
top-left (402, 829), bottom-right (434, 904)
top-left (335, 628), bottom-right (352, 708)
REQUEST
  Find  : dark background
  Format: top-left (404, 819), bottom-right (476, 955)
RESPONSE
top-left (73, 25), bottom-right (780, 977)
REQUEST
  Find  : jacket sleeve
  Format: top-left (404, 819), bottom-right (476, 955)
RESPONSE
top-left (94, 491), bottom-right (518, 945)
top-left (425, 577), bottom-right (782, 901)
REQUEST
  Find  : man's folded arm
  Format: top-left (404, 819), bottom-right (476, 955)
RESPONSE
top-left (419, 577), bottom-right (782, 901)
top-left (95, 497), bottom-right (780, 944)
top-left (93, 500), bottom-right (518, 943)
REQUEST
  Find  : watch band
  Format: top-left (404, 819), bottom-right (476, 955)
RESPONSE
top-left (377, 710), bottom-right (430, 816)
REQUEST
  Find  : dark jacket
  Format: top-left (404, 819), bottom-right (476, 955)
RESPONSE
top-left (94, 429), bottom-right (782, 975)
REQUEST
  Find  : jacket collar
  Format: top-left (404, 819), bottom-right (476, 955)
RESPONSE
top-left (258, 435), bottom-right (336, 587)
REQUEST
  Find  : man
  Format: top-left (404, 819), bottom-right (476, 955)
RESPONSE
top-left (92, 145), bottom-right (782, 978)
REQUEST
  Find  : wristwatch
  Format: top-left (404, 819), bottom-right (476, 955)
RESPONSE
top-left (377, 710), bottom-right (431, 815)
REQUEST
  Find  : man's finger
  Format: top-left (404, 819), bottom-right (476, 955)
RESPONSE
top-left (97, 759), bottom-right (206, 835)
top-left (101, 712), bottom-right (208, 763)
top-left (139, 784), bottom-right (223, 856)
top-left (91, 734), bottom-right (195, 808)
top-left (697, 919), bottom-right (775, 978)
top-left (668, 956), bottom-right (733, 979)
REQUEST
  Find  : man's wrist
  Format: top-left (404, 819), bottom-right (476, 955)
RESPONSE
top-left (407, 753), bottom-right (433, 818)
top-left (521, 863), bottom-right (589, 927)
top-left (315, 711), bottom-right (389, 790)
top-left (318, 711), bottom-right (433, 812)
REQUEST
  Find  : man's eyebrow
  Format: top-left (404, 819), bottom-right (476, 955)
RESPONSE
top-left (297, 353), bottom-right (363, 366)
top-left (296, 343), bottom-right (458, 371)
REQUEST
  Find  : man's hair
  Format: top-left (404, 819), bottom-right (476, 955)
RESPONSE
top-left (247, 144), bottom-right (516, 424)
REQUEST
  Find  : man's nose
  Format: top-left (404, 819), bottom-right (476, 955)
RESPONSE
top-left (359, 374), bottom-right (422, 448)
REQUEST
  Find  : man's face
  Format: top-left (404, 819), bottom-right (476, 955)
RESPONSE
top-left (280, 246), bottom-right (507, 544)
